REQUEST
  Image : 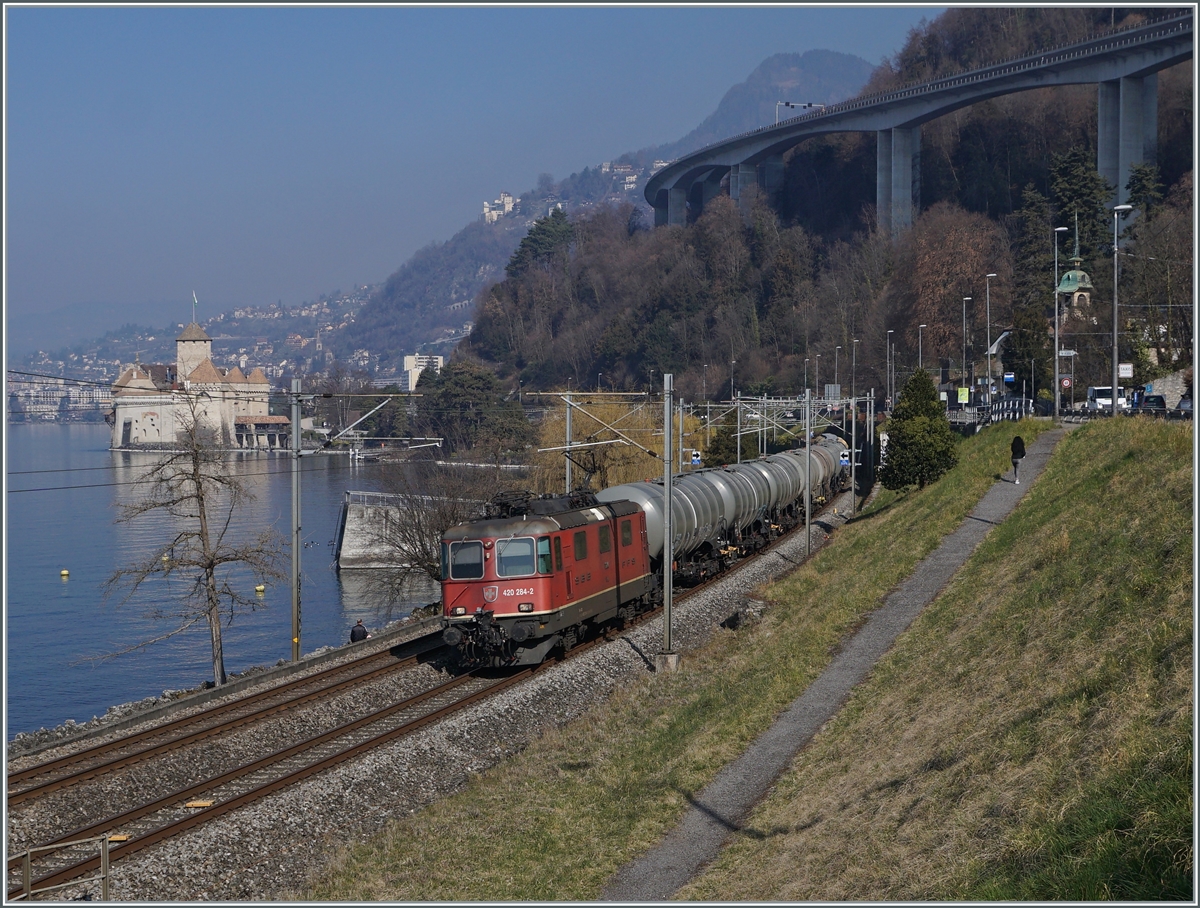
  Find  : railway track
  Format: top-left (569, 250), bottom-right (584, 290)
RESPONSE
top-left (7, 494), bottom-right (847, 900)
top-left (7, 633), bottom-right (444, 803)
top-left (6, 666), bottom-right (540, 900)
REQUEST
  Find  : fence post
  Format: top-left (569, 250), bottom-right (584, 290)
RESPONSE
top-left (102, 837), bottom-right (111, 901)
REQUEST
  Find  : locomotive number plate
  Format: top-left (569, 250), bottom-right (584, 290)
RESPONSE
top-left (502, 587), bottom-right (535, 597)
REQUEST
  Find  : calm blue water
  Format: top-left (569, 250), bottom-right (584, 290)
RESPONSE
top-left (4, 423), bottom-right (438, 739)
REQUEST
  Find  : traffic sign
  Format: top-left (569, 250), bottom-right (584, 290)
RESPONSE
top-left (1004, 372), bottom-right (1015, 383)
top-left (691, 450), bottom-right (702, 466)
top-left (1061, 377), bottom-right (1072, 389)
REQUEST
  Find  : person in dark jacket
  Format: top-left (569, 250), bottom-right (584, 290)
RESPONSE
top-left (1011, 435), bottom-right (1026, 484)
top-left (350, 619), bottom-right (369, 643)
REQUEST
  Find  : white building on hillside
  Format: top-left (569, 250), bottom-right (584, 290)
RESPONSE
top-left (401, 354), bottom-right (443, 393)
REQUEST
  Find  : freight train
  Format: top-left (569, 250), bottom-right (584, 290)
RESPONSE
top-left (440, 434), bottom-right (850, 667)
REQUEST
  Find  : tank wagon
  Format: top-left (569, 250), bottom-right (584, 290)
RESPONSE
top-left (441, 434), bottom-right (849, 667)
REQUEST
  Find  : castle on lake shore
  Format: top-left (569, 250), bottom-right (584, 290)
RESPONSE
top-left (108, 323), bottom-right (288, 450)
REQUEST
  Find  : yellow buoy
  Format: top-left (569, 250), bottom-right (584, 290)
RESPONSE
top-left (60, 569), bottom-right (69, 578)
top-left (255, 584), bottom-right (266, 593)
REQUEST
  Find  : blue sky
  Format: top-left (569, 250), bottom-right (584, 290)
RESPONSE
top-left (5, 4), bottom-right (940, 344)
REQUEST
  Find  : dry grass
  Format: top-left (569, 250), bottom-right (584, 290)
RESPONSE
top-left (680, 417), bottom-right (1193, 900)
top-left (304, 418), bottom-right (1191, 901)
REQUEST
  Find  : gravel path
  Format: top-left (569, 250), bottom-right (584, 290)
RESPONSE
top-left (15, 491), bottom-right (855, 901)
top-left (600, 428), bottom-right (1068, 901)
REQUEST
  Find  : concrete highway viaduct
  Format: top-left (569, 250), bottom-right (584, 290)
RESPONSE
top-left (645, 11), bottom-right (1193, 237)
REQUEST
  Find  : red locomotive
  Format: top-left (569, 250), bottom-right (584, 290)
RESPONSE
top-left (440, 490), bottom-right (656, 667)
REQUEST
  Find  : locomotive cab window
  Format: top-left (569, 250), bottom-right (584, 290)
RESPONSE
top-left (598, 524), bottom-right (612, 554)
top-left (497, 537), bottom-right (536, 577)
top-left (573, 530), bottom-right (588, 562)
top-left (537, 537), bottom-right (552, 573)
top-left (620, 519), bottom-right (633, 547)
top-left (447, 541), bottom-right (484, 580)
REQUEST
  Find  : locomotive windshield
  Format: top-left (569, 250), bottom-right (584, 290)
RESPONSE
top-left (496, 537), bottom-right (536, 577)
top-left (445, 540), bottom-right (485, 580)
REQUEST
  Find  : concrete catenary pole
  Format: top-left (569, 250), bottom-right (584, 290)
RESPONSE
top-left (662, 374), bottom-right (675, 664)
top-left (736, 392), bottom-right (742, 464)
top-left (290, 378), bottom-right (302, 662)
top-left (805, 388), bottom-right (812, 559)
top-left (565, 391), bottom-right (572, 493)
top-left (1112, 204), bottom-right (1132, 417)
top-left (851, 391), bottom-right (857, 516)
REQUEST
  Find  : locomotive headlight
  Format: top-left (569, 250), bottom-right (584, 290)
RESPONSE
top-left (518, 602), bottom-right (534, 613)
top-left (452, 606), bottom-right (467, 616)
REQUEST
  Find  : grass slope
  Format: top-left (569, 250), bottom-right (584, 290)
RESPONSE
top-left (304, 418), bottom-right (1192, 901)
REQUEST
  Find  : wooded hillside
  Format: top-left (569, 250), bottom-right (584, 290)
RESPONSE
top-left (460, 7), bottom-right (1192, 410)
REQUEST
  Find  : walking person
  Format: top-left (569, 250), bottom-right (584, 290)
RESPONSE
top-left (349, 619), bottom-right (369, 643)
top-left (1011, 435), bottom-right (1026, 484)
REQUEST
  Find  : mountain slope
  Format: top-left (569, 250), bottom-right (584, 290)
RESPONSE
top-left (653, 49), bottom-right (876, 160)
top-left (335, 48), bottom-right (876, 374)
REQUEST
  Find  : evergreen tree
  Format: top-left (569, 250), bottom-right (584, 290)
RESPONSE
top-left (1125, 162), bottom-right (1164, 220)
top-left (505, 208), bottom-right (575, 279)
top-left (879, 369), bottom-right (958, 491)
top-left (1049, 148), bottom-right (1114, 259)
top-left (1008, 184), bottom-right (1054, 313)
top-left (702, 413), bottom-right (758, 466)
top-left (413, 362), bottom-right (535, 456)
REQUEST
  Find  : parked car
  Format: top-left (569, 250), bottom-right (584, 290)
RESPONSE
top-left (1132, 394), bottom-right (1168, 416)
top-left (1174, 395), bottom-right (1192, 418)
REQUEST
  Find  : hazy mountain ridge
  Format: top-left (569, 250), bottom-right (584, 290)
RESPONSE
top-left (652, 49), bottom-right (878, 161)
top-left (331, 47), bottom-right (876, 373)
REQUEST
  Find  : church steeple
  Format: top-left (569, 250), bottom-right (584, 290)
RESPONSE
top-left (1056, 211), bottom-right (1093, 309)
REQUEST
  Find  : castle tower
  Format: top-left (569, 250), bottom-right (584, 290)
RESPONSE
top-left (176, 323), bottom-right (213, 383)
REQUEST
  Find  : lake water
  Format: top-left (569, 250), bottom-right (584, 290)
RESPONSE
top-left (4, 423), bottom-right (438, 739)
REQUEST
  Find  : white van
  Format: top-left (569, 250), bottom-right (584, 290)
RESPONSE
top-left (1084, 386), bottom-right (1129, 410)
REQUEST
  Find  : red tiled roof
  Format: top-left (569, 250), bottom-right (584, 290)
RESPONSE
top-left (186, 358), bottom-right (224, 383)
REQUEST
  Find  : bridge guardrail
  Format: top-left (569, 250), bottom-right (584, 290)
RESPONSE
top-left (675, 11), bottom-right (1192, 161)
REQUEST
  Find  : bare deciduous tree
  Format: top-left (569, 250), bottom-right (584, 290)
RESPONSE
top-left (361, 459), bottom-right (526, 611)
top-left (104, 394), bottom-right (286, 686)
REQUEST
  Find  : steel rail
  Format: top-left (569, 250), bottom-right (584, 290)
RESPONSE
top-left (7, 669), bottom-right (530, 898)
top-left (6, 648), bottom-right (440, 805)
top-left (7, 633), bottom-right (441, 794)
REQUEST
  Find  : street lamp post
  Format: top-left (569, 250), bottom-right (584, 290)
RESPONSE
top-left (729, 360), bottom-right (736, 401)
top-left (1053, 226), bottom-right (1069, 421)
top-left (985, 274), bottom-right (997, 408)
top-left (1112, 204), bottom-right (1133, 417)
top-left (815, 354), bottom-right (821, 399)
top-left (835, 345), bottom-right (841, 391)
top-left (886, 330), bottom-right (893, 406)
top-left (597, 372), bottom-right (602, 392)
top-left (918, 324), bottom-right (926, 371)
top-left (851, 339), bottom-right (858, 401)
top-left (962, 297), bottom-right (972, 398)
top-left (803, 357), bottom-right (809, 394)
